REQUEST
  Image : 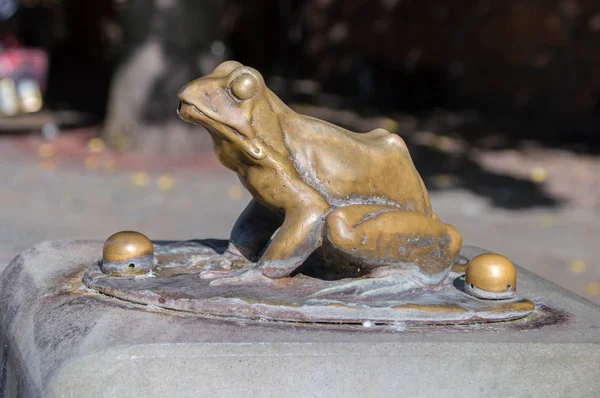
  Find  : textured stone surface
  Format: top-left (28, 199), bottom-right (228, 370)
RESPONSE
top-left (1, 241), bottom-right (600, 397)
top-left (83, 241), bottom-right (535, 325)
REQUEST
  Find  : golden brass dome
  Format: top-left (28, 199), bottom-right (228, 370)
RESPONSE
top-left (101, 231), bottom-right (154, 276)
top-left (464, 253), bottom-right (517, 300)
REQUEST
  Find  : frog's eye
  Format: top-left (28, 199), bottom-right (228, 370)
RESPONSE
top-left (230, 74), bottom-right (259, 101)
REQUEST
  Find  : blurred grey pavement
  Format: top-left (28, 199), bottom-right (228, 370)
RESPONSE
top-left (0, 135), bottom-right (599, 304)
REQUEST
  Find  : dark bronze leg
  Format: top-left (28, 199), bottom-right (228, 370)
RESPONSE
top-left (228, 199), bottom-right (283, 261)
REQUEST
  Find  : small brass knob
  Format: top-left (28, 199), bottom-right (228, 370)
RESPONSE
top-left (101, 231), bottom-right (154, 276)
top-left (464, 253), bottom-right (517, 300)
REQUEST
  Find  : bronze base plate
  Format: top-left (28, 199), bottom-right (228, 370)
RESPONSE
top-left (83, 240), bottom-right (535, 325)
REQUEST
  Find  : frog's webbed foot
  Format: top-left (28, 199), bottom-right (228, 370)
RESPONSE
top-left (198, 263), bottom-right (273, 286)
top-left (190, 250), bottom-right (252, 272)
top-left (204, 268), bottom-right (274, 287)
top-left (309, 273), bottom-right (430, 298)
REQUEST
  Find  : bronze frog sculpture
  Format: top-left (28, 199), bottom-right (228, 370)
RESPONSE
top-left (177, 61), bottom-right (462, 292)
top-left (82, 63), bottom-right (530, 322)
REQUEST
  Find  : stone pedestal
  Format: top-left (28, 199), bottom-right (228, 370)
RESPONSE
top-left (1, 241), bottom-right (599, 397)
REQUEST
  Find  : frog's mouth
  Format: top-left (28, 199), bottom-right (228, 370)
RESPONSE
top-left (177, 100), bottom-right (206, 124)
top-left (178, 100), bottom-right (217, 131)
top-left (178, 100), bottom-right (244, 143)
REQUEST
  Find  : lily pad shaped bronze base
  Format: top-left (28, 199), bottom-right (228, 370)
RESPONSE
top-left (83, 240), bottom-right (535, 325)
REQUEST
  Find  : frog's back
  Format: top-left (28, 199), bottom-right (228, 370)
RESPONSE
top-left (282, 116), bottom-right (432, 214)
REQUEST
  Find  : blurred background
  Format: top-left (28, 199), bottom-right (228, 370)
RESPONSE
top-left (0, 0), bottom-right (599, 302)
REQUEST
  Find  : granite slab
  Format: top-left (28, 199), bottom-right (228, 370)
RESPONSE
top-left (1, 241), bottom-right (599, 397)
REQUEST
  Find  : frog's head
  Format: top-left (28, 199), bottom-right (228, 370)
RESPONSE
top-left (178, 61), bottom-right (288, 161)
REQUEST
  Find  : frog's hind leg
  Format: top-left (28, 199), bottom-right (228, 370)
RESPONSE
top-left (313, 204), bottom-right (462, 297)
top-left (326, 205), bottom-right (462, 275)
top-left (309, 270), bottom-right (443, 298)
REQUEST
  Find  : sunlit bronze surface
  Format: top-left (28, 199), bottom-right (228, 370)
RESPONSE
top-left (101, 231), bottom-right (154, 276)
top-left (81, 63), bottom-right (534, 323)
top-left (465, 253), bottom-right (517, 299)
top-left (177, 61), bottom-right (462, 289)
top-left (83, 241), bottom-right (536, 325)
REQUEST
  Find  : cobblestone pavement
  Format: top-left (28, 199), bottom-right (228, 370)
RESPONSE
top-left (0, 132), bottom-right (599, 304)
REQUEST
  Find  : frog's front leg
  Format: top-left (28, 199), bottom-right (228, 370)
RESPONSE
top-left (257, 206), bottom-right (328, 278)
top-left (206, 207), bottom-right (328, 285)
top-left (207, 169), bottom-right (331, 284)
top-left (196, 199), bottom-right (282, 276)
